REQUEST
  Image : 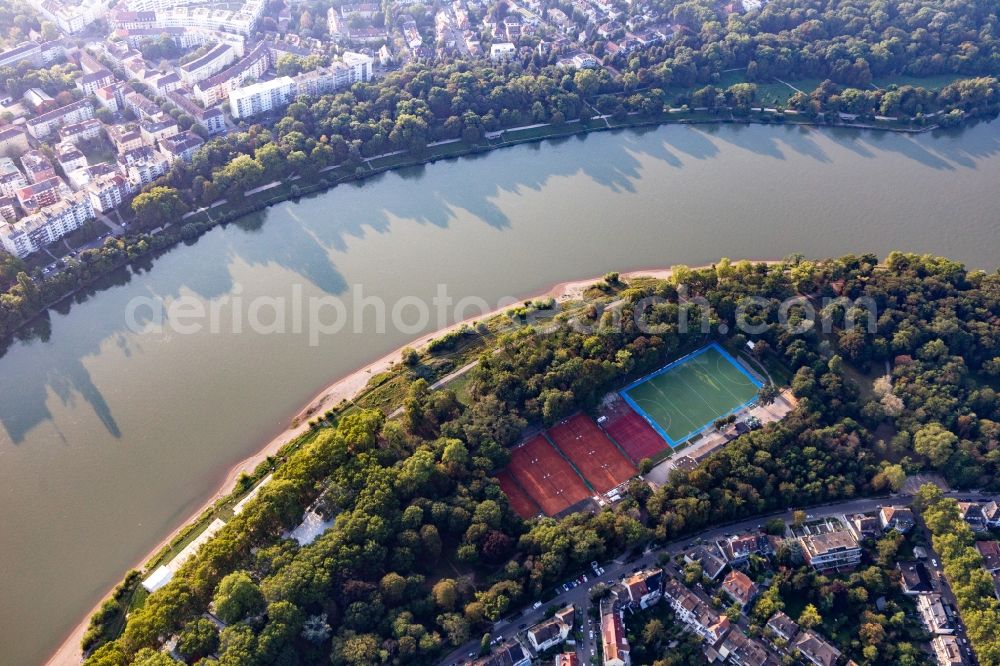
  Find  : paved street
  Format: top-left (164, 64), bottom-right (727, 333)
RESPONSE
top-left (439, 490), bottom-right (993, 665)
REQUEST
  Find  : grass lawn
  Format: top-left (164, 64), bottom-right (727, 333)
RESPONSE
top-left (623, 344), bottom-right (761, 445)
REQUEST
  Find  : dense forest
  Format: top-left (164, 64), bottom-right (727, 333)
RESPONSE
top-left (81, 253), bottom-right (1000, 665)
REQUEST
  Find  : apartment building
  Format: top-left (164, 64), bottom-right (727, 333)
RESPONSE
top-left (76, 69), bottom-right (115, 96)
top-left (663, 578), bottom-right (731, 644)
top-left (86, 172), bottom-right (131, 212)
top-left (26, 99), bottom-right (94, 139)
top-left (195, 42), bottom-right (270, 107)
top-left (180, 44), bottom-right (237, 84)
top-left (139, 115), bottom-right (180, 144)
top-left (21, 151), bottom-right (57, 184)
top-left (56, 142), bottom-right (88, 174)
top-left (110, 0), bottom-right (265, 36)
top-left (158, 131), bottom-right (204, 163)
top-left (16, 177), bottom-right (65, 213)
top-left (798, 528), bottom-right (862, 571)
top-left (59, 118), bottom-right (104, 144)
top-left (120, 147), bottom-right (170, 187)
top-left (917, 593), bottom-right (955, 635)
top-left (931, 635), bottom-right (966, 666)
top-left (166, 91), bottom-right (226, 135)
top-left (229, 76), bottom-right (297, 119)
top-left (0, 42), bottom-right (43, 69)
top-left (0, 191), bottom-right (95, 258)
top-left (0, 157), bottom-right (28, 197)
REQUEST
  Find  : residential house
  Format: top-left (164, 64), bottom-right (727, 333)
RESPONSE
top-left (765, 611), bottom-right (799, 643)
top-left (469, 640), bottom-right (531, 666)
top-left (720, 570), bottom-right (758, 609)
top-left (601, 606), bottom-right (630, 666)
top-left (958, 502), bottom-right (986, 532)
top-left (879, 505), bottom-right (915, 533)
top-left (623, 568), bottom-right (664, 609)
top-left (931, 635), bottom-right (965, 666)
top-left (790, 630), bottom-right (841, 666)
top-left (798, 528), bottom-right (861, 571)
top-left (554, 654), bottom-right (579, 666)
top-left (684, 544), bottom-right (728, 580)
top-left (526, 605), bottom-right (574, 652)
top-left (663, 578), bottom-right (731, 644)
top-left (847, 513), bottom-right (880, 540)
top-left (983, 501), bottom-right (1000, 529)
top-left (916, 593), bottom-right (954, 635)
top-left (707, 628), bottom-right (778, 666)
top-left (976, 541), bottom-right (1000, 572)
top-left (717, 533), bottom-right (771, 564)
top-left (898, 561), bottom-right (933, 595)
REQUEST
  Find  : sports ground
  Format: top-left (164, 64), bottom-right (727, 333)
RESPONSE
top-left (498, 344), bottom-right (763, 518)
top-left (621, 343), bottom-right (762, 446)
top-left (507, 434), bottom-right (591, 517)
top-left (547, 414), bottom-right (636, 494)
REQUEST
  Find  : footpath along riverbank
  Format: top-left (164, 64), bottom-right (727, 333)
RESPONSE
top-left (47, 260), bottom-right (782, 664)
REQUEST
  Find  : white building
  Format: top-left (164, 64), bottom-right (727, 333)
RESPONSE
top-left (490, 42), bottom-right (516, 61)
top-left (180, 43), bottom-right (237, 84)
top-left (229, 76), bottom-right (297, 119)
top-left (195, 42), bottom-right (270, 107)
top-left (0, 192), bottom-right (95, 258)
top-left (26, 99), bottom-right (94, 140)
top-left (86, 172), bottom-right (130, 212)
top-left (110, 0), bottom-right (264, 36)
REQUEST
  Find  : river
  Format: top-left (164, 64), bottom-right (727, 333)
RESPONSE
top-left (1, 122), bottom-right (998, 664)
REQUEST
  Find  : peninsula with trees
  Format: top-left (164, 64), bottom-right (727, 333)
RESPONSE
top-left (77, 253), bottom-right (1000, 666)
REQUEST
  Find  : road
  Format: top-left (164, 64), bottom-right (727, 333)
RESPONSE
top-left (438, 490), bottom-right (992, 665)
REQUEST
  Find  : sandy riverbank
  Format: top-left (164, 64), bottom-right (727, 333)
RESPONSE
top-left (47, 260), bottom-right (780, 665)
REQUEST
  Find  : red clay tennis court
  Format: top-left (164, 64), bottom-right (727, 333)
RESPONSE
top-left (507, 434), bottom-right (591, 516)
top-left (496, 470), bottom-right (542, 519)
top-left (600, 398), bottom-right (669, 463)
top-left (547, 414), bottom-right (636, 493)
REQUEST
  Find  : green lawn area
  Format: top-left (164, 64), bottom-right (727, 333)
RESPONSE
top-left (623, 345), bottom-right (760, 444)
